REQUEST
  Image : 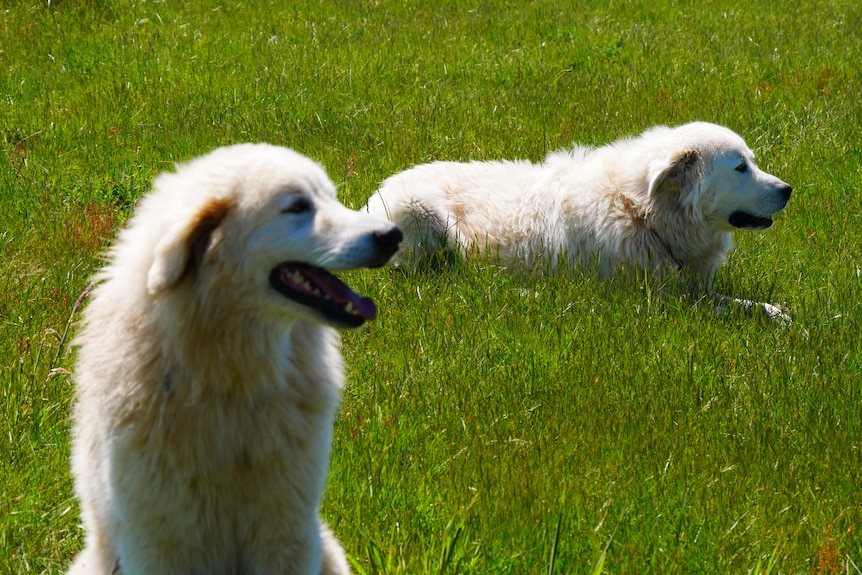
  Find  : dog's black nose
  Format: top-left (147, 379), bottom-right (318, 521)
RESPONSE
top-left (779, 183), bottom-right (792, 202)
top-left (373, 226), bottom-right (404, 256)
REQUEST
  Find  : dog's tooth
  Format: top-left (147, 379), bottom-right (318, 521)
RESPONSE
top-left (345, 301), bottom-right (356, 314)
top-left (283, 270), bottom-right (320, 295)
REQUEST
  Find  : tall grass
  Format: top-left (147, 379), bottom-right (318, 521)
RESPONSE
top-left (2, 1), bottom-right (860, 573)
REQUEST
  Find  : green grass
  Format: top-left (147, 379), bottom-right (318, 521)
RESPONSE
top-left (2, 0), bottom-right (860, 573)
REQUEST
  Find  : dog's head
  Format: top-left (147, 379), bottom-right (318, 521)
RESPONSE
top-left (141, 144), bottom-right (402, 329)
top-left (647, 122), bottom-right (792, 231)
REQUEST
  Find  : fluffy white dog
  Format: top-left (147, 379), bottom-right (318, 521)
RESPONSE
top-left (67, 144), bottom-right (402, 575)
top-left (365, 122), bottom-right (792, 320)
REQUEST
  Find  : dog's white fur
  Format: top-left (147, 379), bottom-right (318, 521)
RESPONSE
top-left (365, 122), bottom-right (792, 320)
top-left (68, 144), bottom-right (402, 575)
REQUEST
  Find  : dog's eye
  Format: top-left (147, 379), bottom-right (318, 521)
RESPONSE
top-left (281, 198), bottom-right (312, 215)
top-left (735, 161), bottom-right (748, 173)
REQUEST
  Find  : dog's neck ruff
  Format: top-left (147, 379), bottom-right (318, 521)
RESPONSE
top-left (645, 224), bottom-right (685, 270)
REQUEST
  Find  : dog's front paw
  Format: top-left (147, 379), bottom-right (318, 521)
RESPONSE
top-left (761, 302), bottom-right (792, 324)
top-left (713, 293), bottom-right (792, 324)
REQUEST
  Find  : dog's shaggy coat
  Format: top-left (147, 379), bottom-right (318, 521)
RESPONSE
top-left (365, 122), bottom-right (792, 320)
top-left (67, 144), bottom-right (402, 575)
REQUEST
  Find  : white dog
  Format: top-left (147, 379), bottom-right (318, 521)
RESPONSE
top-left (67, 144), bottom-right (402, 575)
top-left (365, 122), bottom-right (791, 320)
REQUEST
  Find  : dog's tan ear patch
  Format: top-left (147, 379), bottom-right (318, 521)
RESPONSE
top-left (147, 198), bottom-right (232, 294)
top-left (648, 150), bottom-right (701, 197)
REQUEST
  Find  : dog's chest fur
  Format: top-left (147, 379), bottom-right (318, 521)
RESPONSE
top-left (84, 316), bottom-right (342, 567)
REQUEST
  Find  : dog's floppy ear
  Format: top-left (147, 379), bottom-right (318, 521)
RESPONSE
top-left (647, 150), bottom-right (702, 197)
top-left (147, 198), bottom-right (232, 294)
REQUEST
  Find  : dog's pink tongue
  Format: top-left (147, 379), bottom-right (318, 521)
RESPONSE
top-left (297, 264), bottom-right (377, 320)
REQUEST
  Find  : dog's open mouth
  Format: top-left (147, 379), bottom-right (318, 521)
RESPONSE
top-left (270, 263), bottom-right (376, 328)
top-left (728, 211), bottom-right (773, 230)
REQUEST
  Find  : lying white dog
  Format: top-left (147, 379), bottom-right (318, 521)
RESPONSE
top-left (67, 144), bottom-right (402, 575)
top-left (365, 122), bottom-right (792, 320)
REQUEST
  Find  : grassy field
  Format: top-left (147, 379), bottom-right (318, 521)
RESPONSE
top-left (1, 0), bottom-right (860, 573)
